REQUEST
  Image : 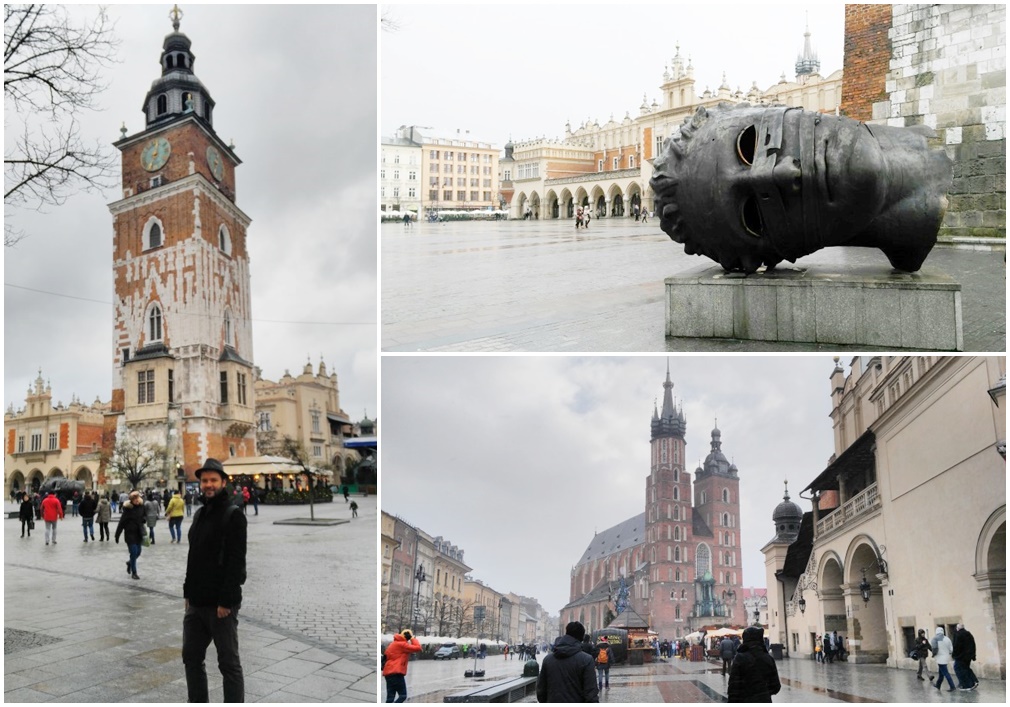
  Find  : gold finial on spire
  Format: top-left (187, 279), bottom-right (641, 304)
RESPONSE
top-left (170, 5), bottom-right (183, 31)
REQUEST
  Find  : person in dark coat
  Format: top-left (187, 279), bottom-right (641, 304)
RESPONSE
top-left (952, 623), bottom-right (979, 690)
top-left (19, 492), bottom-right (34, 538)
top-left (537, 622), bottom-right (599, 703)
top-left (720, 635), bottom-right (737, 676)
top-left (115, 491), bottom-right (147, 579)
top-left (182, 458), bottom-right (248, 703)
top-left (727, 626), bottom-right (781, 703)
top-left (79, 491), bottom-right (98, 542)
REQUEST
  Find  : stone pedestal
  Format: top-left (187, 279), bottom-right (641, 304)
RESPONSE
top-left (665, 265), bottom-right (963, 350)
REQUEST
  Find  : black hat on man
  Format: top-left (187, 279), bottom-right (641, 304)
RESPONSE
top-left (195, 458), bottom-right (227, 479)
top-left (565, 621), bottom-right (586, 641)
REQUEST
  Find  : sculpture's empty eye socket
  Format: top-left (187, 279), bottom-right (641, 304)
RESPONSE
top-left (736, 126), bottom-right (757, 166)
top-left (741, 195), bottom-right (765, 237)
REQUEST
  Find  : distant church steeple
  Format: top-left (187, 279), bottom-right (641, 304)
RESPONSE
top-left (795, 16), bottom-right (821, 76)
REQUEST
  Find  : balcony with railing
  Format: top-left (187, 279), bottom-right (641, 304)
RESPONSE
top-left (815, 482), bottom-right (880, 537)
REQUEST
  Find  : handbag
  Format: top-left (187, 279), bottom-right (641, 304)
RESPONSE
top-left (28, 518), bottom-right (35, 530)
top-left (142, 535), bottom-right (151, 547)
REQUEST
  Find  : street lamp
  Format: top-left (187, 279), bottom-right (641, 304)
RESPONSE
top-left (858, 568), bottom-right (872, 605)
top-left (798, 596), bottom-right (806, 615)
top-left (754, 607), bottom-right (761, 624)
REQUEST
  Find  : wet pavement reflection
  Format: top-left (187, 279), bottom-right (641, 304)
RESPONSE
top-left (395, 653), bottom-right (1006, 703)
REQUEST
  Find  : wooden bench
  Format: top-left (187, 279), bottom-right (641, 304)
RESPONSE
top-left (443, 676), bottom-right (538, 703)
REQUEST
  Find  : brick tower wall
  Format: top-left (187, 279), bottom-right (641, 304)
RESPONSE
top-left (841, 4), bottom-right (892, 121)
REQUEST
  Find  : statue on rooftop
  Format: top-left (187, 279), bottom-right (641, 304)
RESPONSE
top-left (650, 102), bottom-right (953, 273)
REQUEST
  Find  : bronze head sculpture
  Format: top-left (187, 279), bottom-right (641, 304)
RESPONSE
top-left (650, 103), bottom-right (953, 273)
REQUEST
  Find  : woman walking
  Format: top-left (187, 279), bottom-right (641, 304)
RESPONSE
top-left (165, 491), bottom-right (185, 543)
top-left (96, 494), bottom-right (112, 542)
top-left (115, 491), bottom-right (146, 579)
top-left (143, 493), bottom-right (160, 544)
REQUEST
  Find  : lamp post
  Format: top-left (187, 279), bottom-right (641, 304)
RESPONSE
top-left (411, 565), bottom-right (426, 635)
top-left (798, 596), bottom-right (806, 615)
top-left (175, 459), bottom-right (185, 495)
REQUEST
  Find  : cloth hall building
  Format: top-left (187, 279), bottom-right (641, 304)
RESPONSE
top-left (561, 367), bottom-right (746, 639)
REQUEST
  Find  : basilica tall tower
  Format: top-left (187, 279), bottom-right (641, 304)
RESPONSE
top-left (645, 363), bottom-right (690, 638)
top-left (105, 8), bottom-right (255, 482)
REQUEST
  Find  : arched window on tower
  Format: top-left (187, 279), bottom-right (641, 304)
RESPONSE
top-left (157, 94), bottom-right (167, 115)
top-left (723, 488), bottom-right (730, 503)
top-left (218, 225), bottom-right (232, 255)
top-left (224, 313), bottom-right (233, 347)
top-left (675, 568), bottom-right (681, 582)
top-left (179, 54), bottom-right (187, 69)
top-left (673, 505), bottom-right (680, 521)
top-left (673, 487), bottom-right (679, 501)
top-left (148, 303), bottom-right (163, 342)
top-left (674, 546), bottom-right (681, 562)
top-left (675, 604), bottom-right (681, 619)
top-left (166, 55), bottom-right (174, 70)
top-left (674, 468), bottom-right (679, 482)
top-left (722, 513), bottom-right (730, 527)
top-left (674, 526), bottom-right (681, 541)
top-left (701, 490), bottom-right (708, 504)
top-left (143, 218), bottom-right (164, 250)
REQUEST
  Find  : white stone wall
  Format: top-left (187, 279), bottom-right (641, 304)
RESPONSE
top-left (874, 4), bottom-right (1006, 239)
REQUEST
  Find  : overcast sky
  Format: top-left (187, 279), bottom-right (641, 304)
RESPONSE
top-left (4, 5), bottom-right (377, 421)
top-left (381, 3), bottom-right (845, 144)
top-left (382, 355), bottom-right (840, 616)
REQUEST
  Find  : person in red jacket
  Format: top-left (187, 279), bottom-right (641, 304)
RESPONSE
top-left (40, 492), bottom-right (64, 545)
top-left (383, 629), bottom-right (422, 702)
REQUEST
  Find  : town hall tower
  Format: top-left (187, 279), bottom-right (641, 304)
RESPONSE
top-left (105, 8), bottom-right (255, 481)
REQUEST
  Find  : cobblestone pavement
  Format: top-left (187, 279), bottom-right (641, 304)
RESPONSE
top-left (381, 220), bottom-right (1005, 353)
top-left (4, 497), bottom-right (377, 702)
top-left (394, 653), bottom-right (1006, 703)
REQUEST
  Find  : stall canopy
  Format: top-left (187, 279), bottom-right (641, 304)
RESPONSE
top-left (222, 455), bottom-right (331, 478)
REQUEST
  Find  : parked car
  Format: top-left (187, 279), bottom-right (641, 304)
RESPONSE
top-left (433, 643), bottom-right (461, 660)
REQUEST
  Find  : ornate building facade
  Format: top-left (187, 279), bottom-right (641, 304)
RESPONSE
top-left (104, 10), bottom-right (256, 482)
top-left (253, 358), bottom-right (353, 474)
top-left (762, 356), bottom-right (1005, 678)
top-left (561, 366), bottom-right (746, 639)
top-left (4, 373), bottom-right (108, 497)
top-left (507, 32), bottom-right (842, 221)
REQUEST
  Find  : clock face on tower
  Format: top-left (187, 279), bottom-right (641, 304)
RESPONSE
top-left (206, 146), bottom-right (224, 181)
top-left (140, 137), bottom-right (171, 171)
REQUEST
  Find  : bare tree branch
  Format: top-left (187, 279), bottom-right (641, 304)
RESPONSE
top-left (4, 4), bottom-right (120, 245)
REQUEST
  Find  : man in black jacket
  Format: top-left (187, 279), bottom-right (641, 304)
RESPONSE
top-left (952, 623), bottom-right (979, 691)
top-left (727, 626), bottom-right (781, 703)
top-left (537, 622), bottom-right (599, 703)
top-left (182, 459), bottom-right (247, 703)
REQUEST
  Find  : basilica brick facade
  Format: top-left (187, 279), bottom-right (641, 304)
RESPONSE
top-left (561, 367), bottom-right (745, 639)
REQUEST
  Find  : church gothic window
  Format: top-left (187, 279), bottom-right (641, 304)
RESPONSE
top-left (696, 544), bottom-right (711, 576)
top-left (675, 604), bottom-right (681, 619)
top-left (723, 488), bottom-right (730, 503)
top-left (673, 486), bottom-right (679, 501)
top-left (148, 303), bottom-right (163, 342)
top-left (661, 442), bottom-right (667, 463)
top-left (224, 313), bottom-right (233, 347)
top-left (674, 526), bottom-right (681, 541)
top-left (674, 546), bottom-right (681, 562)
top-left (674, 468), bottom-right (679, 482)
top-left (673, 505), bottom-right (680, 521)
